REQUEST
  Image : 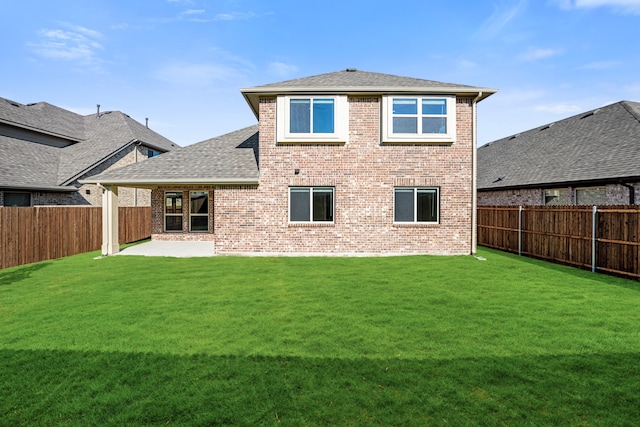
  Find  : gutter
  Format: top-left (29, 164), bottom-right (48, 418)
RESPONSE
top-left (79, 177), bottom-right (260, 188)
top-left (0, 184), bottom-right (77, 193)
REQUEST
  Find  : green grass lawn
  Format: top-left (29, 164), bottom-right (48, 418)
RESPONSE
top-left (1, 247), bottom-right (639, 426)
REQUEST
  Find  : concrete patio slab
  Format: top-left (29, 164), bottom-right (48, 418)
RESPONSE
top-left (116, 241), bottom-right (215, 257)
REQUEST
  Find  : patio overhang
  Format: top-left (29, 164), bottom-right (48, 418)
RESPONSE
top-left (79, 177), bottom-right (259, 190)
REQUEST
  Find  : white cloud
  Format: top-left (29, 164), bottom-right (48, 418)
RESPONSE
top-left (268, 62), bottom-right (298, 77)
top-left (153, 62), bottom-right (242, 86)
top-left (579, 60), bottom-right (621, 70)
top-left (518, 47), bottom-right (562, 61)
top-left (181, 9), bottom-right (205, 16)
top-left (29, 24), bottom-right (104, 66)
top-left (555, 0), bottom-right (640, 13)
top-left (534, 103), bottom-right (583, 114)
top-left (475, 0), bottom-right (528, 40)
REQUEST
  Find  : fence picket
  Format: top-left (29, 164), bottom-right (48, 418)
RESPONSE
top-left (478, 205), bottom-right (640, 280)
top-left (0, 206), bottom-right (151, 270)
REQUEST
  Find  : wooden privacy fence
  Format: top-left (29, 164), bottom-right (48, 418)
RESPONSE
top-left (0, 206), bottom-right (151, 270)
top-left (478, 205), bottom-right (640, 280)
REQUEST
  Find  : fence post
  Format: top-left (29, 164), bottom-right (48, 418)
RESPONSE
top-left (592, 205), bottom-right (597, 273)
top-left (518, 205), bottom-right (523, 256)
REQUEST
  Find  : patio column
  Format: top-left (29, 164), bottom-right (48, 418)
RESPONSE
top-left (101, 185), bottom-right (120, 256)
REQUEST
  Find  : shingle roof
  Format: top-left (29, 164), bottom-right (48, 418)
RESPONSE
top-left (0, 136), bottom-right (69, 191)
top-left (81, 125), bottom-right (259, 187)
top-left (477, 101), bottom-right (640, 190)
top-left (0, 98), bottom-right (85, 141)
top-left (58, 111), bottom-right (178, 185)
top-left (0, 97), bottom-right (179, 192)
top-left (241, 69), bottom-right (497, 117)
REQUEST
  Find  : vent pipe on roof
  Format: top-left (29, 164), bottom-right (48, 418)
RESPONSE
top-left (146, 118), bottom-right (149, 128)
top-left (96, 104), bottom-right (100, 118)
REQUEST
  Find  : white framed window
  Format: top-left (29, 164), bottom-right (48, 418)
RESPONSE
top-left (382, 95), bottom-right (456, 143)
top-left (164, 191), bottom-right (183, 232)
top-left (289, 187), bottom-right (334, 223)
top-left (189, 191), bottom-right (209, 232)
top-left (394, 187), bottom-right (439, 223)
top-left (276, 95), bottom-right (348, 143)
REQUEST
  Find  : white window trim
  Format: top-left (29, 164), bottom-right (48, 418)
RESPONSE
top-left (276, 95), bottom-right (348, 144)
top-left (382, 95), bottom-right (456, 143)
top-left (189, 191), bottom-right (209, 232)
top-left (164, 191), bottom-right (183, 232)
top-left (393, 187), bottom-right (440, 224)
top-left (289, 186), bottom-right (335, 224)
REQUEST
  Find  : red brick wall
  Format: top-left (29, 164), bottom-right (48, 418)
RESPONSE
top-left (215, 95), bottom-right (475, 255)
top-left (150, 95), bottom-right (476, 254)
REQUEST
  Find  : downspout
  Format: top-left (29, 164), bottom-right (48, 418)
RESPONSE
top-left (471, 91), bottom-right (483, 254)
top-left (619, 181), bottom-right (636, 205)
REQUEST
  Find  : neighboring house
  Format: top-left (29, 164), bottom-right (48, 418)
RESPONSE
top-left (478, 101), bottom-right (640, 206)
top-left (0, 97), bottom-right (178, 207)
top-left (84, 69), bottom-right (496, 255)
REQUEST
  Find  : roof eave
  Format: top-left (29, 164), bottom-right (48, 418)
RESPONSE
top-left (478, 175), bottom-right (640, 192)
top-left (240, 86), bottom-right (498, 119)
top-left (0, 184), bottom-right (78, 193)
top-left (78, 177), bottom-right (259, 189)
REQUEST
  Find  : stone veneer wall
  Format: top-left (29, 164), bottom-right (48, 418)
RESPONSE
top-left (149, 96), bottom-right (476, 254)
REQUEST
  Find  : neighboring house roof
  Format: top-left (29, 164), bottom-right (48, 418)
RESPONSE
top-left (81, 125), bottom-right (259, 187)
top-left (478, 101), bottom-right (640, 191)
top-left (241, 68), bottom-right (497, 117)
top-left (0, 97), bottom-right (179, 192)
top-left (0, 98), bottom-right (85, 141)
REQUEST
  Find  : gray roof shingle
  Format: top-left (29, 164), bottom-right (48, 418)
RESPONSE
top-left (0, 97), bottom-right (179, 191)
top-left (0, 98), bottom-right (85, 141)
top-left (82, 125), bottom-right (259, 186)
top-left (58, 111), bottom-right (178, 185)
top-left (478, 100), bottom-right (640, 190)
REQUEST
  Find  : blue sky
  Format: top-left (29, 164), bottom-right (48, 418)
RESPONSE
top-left (3, 0), bottom-right (640, 146)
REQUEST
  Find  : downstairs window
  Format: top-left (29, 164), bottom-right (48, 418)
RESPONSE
top-left (394, 187), bottom-right (439, 223)
top-left (289, 187), bottom-right (334, 223)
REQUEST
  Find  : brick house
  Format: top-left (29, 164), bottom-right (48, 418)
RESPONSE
top-left (0, 97), bottom-right (178, 206)
top-left (84, 69), bottom-right (496, 255)
top-left (478, 101), bottom-right (640, 206)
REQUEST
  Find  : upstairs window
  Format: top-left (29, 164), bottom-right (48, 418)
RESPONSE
top-left (148, 149), bottom-right (160, 158)
top-left (277, 96), bottom-right (347, 143)
top-left (394, 187), bottom-right (439, 223)
top-left (289, 187), bottom-right (334, 223)
top-left (382, 95), bottom-right (456, 143)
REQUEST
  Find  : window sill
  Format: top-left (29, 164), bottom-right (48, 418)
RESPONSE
top-left (277, 140), bottom-right (346, 145)
top-left (381, 138), bottom-right (454, 145)
top-left (393, 223), bottom-right (440, 228)
top-left (288, 222), bottom-right (335, 228)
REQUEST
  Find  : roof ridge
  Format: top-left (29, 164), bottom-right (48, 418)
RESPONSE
top-left (619, 100), bottom-right (640, 125)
